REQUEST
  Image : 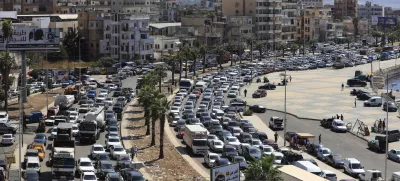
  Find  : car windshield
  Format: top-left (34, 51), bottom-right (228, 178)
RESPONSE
top-left (26, 152), bottom-right (38, 157)
top-left (225, 147), bottom-right (235, 152)
top-left (326, 173), bottom-right (336, 177)
top-left (114, 147), bottom-right (124, 152)
top-left (0, 115), bottom-right (6, 118)
top-left (253, 140), bottom-right (261, 145)
top-left (322, 150), bottom-right (330, 154)
top-left (109, 138), bottom-right (120, 142)
top-left (336, 122), bottom-right (344, 126)
top-left (119, 156), bottom-right (130, 161)
top-left (250, 149), bottom-right (260, 154)
top-left (80, 161), bottom-right (92, 166)
top-left (94, 147), bottom-right (104, 151)
top-left (214, 141), bottom-right (222, 146)
top-left (3, 135), bottom-right (11, 138)
top-left (351, 163), bottom-right (362, 169)
top-left (109, 127), bottom-right (118, 132)
top-left (210, 155), bottom-right (219, 160)
top-left (101, 163), bottom-right (113, 169)
top-left (275, 156), bottom-right (282, 160)
top-left (27, 163), bottom-right (39, 168)
top-left (263, 147), bottom-right (273, 152)
top-left (229, 138), bottom-right (238, 142)
top-left (235, 157), bottom-right (245, 162)
top-left (83, 175), bottom-right (97, 180)
top-left (193, 140), bottom-right (207, 146)
top-left (243, 135), bottom-right (251, 139)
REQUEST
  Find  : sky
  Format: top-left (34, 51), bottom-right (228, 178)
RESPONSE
top-left (324, 0), bottom-right (400, 8)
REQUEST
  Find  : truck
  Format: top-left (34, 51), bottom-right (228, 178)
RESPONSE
top-left (50, 139), bottom-right (76, 181)
top-left (179, 79), bottom-right (194, 92)
top-left (85, 106), bottom-right (105, 132)
top-left (57, 123), bottom-right (73, 141)
top-left (54, 95), bottom-right (75, 110)
top-left (269, 116), bottom-right (284, 130)
top-left (183, 125), bottom-right (208, 155)
top-left (78, 120), bottom-right (99, 143)
top-left (359, 169), bottom-right (384, 181)
top-left (278, 165), bottom-right (329, 181)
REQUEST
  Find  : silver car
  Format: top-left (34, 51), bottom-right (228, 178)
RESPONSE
top-left (388, 149), bottom-right (400, 162)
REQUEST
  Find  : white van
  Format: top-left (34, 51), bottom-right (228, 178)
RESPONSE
top-left (195, 81), bottom-right (208, 92)
top-left (26, 157), bottom-right (41, 174)
top-left (364, 96), bottom-right (383, 107)
top-left (343, 158), bottom-right (365, 177)
top-left (293, 161), bottom-right (322, 175)
top-left (331, 119), bottom-right (347, 132)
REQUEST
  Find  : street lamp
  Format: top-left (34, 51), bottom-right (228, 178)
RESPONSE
top-left (283, 60), bottom-right (288, 146)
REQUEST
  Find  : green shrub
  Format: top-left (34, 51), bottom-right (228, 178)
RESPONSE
top-left (243, 109), bottom-right (253, 116)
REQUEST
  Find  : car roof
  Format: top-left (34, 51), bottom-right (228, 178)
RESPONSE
top-left (0, 112), bottom-right (7, 115)
top-left (100, 160), bottom-right (113, 164)
top-left (93, 144), bottom-right (103, 147)
top-left (27, 157), bottom-right (40, 162)
top-left (79, 157), bottom-right (92, 162)
top-left (83, 171), bottom-right (96, 176)
top-left (322, 170), bottom-right (335, 174)
top-left (107, 172), bottom-right (122, 177)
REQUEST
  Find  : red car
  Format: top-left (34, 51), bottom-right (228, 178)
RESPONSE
top-left (263, 139), bottom-right (279, 150)
top-left (193, 90), bottom-right (201, 98)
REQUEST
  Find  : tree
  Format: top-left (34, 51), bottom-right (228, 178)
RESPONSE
top-left (63, 28), bottom-right (81, 61)
top-left (244, 156), bottom-right (283, 181)
top-left (372, 31), bottom-right (383, 45)
top-left (246, 38), bottom-right (254, 62)
top-left (388, 33), bottom-right (397, 45)
top-left (1, 19), bottom-right (13, 52)
top-left (149, 90), bottom-right (162, 146)
top-left (289, 44), bottom-right (299, 55)
top-left (47, 45), bottom-right (68, 62)
top-left (255, 42), bottom-right (264, 62)
top-left (137, 85), bottom-right (155, 136)
top-left (199, 45), bottom-right (207, 73)
top-left (0, 52), bottom-right (16, 111)
top-left (151, 97), bottom-right (170, 159)
top-left (309, 40), bottom-right (317, 55)
top-left (214, 45), bottom-right (225, 70)
top-left (352, 17), bottom-right (359, 38)
top-left (164, 51), bottom-right (177, 86)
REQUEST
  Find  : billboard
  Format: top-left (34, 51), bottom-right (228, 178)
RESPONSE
top-left (0, 27), bottom-right (60, 51)
top-left (211, 163), bottom-right (240, 181)
top-left (377, 17), bottom-right (398, 28)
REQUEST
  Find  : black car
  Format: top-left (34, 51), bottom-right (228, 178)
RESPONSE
top-left (94, 153), bottom-right (111, 168)
top-left (222, 145), bottom-right (239, 159)
top-left (230, 156), bottom-right (248, 170)
top-left (320, 118), bottom-right (334, 128)
top-left (251, 131), bottom-right (268, 141)
top-left (238, 132), bottom-right (253, 143)
top-left (258, 83), bottom-right (276, 90)
top-left (347, 78), bottom-right (367, 87)
top-left (357, 93), bottom-right (372, 100)
top-left (215, 158), bottom-right (230, 167)
top-left (252, 89), bottom-right (267, 98)
top-left (25, 169), bottom-right (39, 181)
top-left (326, 153), bottom-right (344, 168)
top-left (383, 101), bottom-right (398, 112)
top-left (113, 103), bottom-right (123, 113)
top-left (249, 105), bottom-right (267, 113)
top-left (350, 89), bottom-right (368, 96)
top-left (96, 160), bottom-right (115, 179)
top-left (121, 168), bottom-right (145, 181)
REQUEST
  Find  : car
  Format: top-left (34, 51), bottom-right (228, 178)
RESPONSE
top-left (224, 136), bottom-right (241, 148)
top-left (50, 127), bottom-right (58, 140)
top-left (231, 156), bottom-right (248, 170)
top-left (388, 149), bottom-right (400, 162)
top-left (383, 101), bottom-right (398, 112)
top-left (0, 111), bottom-right (9, 123)
top-left (121, 168), bottom-right (145, 181)
top-left (81, 171), bottom-right (98, 181)
top-left (317, 147), bottom-right (332, 161)
top-left (115, 154), bottom-right (132, 170)
top-left (209, 140), bottom-right (224, 152)
top-left (250, 138), bottom-right (262, 147)
top-left (215, 158), bottom-right (231, 167)
top-left (222, 145), bottom-right (239, 159)
top-left (249, 105), bottom-right (266, 113)
top-left (107, 126), bottom-right (119, 137)
top-left (24, 149), bottom-right (39, 167)
top-left (105, 173), bottom-right (124, 181)
top-left (170, 106), bottom-right (180, 114)
top-left (259, 145), bottom-right (274, 155)
top-left (76, 157), bottom-right (96, 176)
top-left (0, 122), bottom-right (17, 134)
top-left (110, 145), bottom-right (127, 159)
top-left (44, 116), bottom-right (56, 126)
top-left (320, 170), bottom-right (337, 181)
top-left (204, 152), bottom-right (220, 168)
top-left (72, 124), bottom-right (79, 137)
top-left (258, 83), bottom-right (276, 90)
top-left (90, 144), bottom-right (106, 159)
top-left (96, 161), bottom-right (115, 179)
top-left (24, 169), bottom-right (40, 181)
top-left (207, 134), bottom-right (219, 146)
top-left (104, 98), bottom-right (113, 106)
top-left (326, 153), bottom-right (345, 168)
top-left (227, 90), bottom-right (238, 98)
top-left (106, 136), bottom-right (122, 150)
top-left (33, 133), bottom-right (47, 145)
top-left (252, 89), bottom-right (267, 98)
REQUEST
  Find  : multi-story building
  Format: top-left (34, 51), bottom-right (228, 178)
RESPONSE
top-left (226, 16), bottom-right (253, 43)
top-left (78, 11), bottom-right (104, 61)
top-left (334, 0), bottom-right (358, 20)
top-left (319, 19), bottom-right (343, 41)
top-left (298, 0), bottom-right (323, 8)
top-left (181, 15), bottom-right (224, 47)
top-left (159, 0), bottom-right (180, 22)
top-left (357, 1), bottom-right (384, 21)
top-left (297, 7), bottom-right (332, 42)
top-left (99, 13), bottom-right (154, 61)
top-left (282, 0), bottom-right (298, 43)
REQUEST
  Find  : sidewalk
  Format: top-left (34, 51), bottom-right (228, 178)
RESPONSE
top-left (242, 114), bottom-right (354, 180)
top-left (7, 143), bottom-right (27, 181)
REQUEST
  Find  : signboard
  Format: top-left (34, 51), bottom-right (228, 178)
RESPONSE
top-left (211, 163), bottom-right (240, 181)
top-left (0, 27), bottom-right (61, 51)
top-left (371, 16), bottom-right (379, 25)
top-left (377, 17), bottom-right (398, 28)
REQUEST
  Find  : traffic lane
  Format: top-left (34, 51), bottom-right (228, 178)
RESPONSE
top-left (256, 110), bottom-right (399, 174)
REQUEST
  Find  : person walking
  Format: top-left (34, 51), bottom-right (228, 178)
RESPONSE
top-left (341, 83), bottom-right (344, 91)
top-left (340, 114), bottom-right (344, 121)
top-left (244, 89), bottom-right (247, 97)
top-left (167, 86), bottom-right (170, 94)
top-left (130, 145), bottom-right (138, 160)
top-left (289, 76), bottom-right (292, 82)
top-left (378, 120), bottom-right (382, 132)
top-left (382, 120), bottom-right (386, 131)
top-left (318, 134), bottom-right (322, 144)
top-left (354, 98), bottom-right (357, 108)
top-left (274, 132), bottom-right (278, 143)
top-left (336, 114), bottom-right (339, 119)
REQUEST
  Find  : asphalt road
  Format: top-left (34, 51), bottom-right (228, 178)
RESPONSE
top-left (256, 109), bottom-right (400, 176)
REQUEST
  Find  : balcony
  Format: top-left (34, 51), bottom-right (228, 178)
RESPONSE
top-left (206, 32), bottom-right (222, 37)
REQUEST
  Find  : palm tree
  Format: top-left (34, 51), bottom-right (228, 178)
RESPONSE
top-left (309, 40), bottom-right (317, 55)
top-left (246, 38), bottom-right (254, 62)
top-left (244, 156), bottom-right (283, 181)
top-left (149, 91), bottom-right (162, 146)
top-left (1, 19), bottom-right (13, 52)
top-left (0, 53), bottom-right (16, 111)
top-left (289, 44), bottom-right (299, 56)
top-left (190, 47), bottom-right (199, 77)
top-left (372, 31), bottom-right (383, 45)
top-left (199, 45), bottom-right (207, 73)
top-left (214, 45), bottom-right (225, 70)
top-left (255, 42), bottom-right (264, 62)
top-left (177, 50), bottom-right (184, 81)
top-left (137, 85), bottom-right (155, 135)
top-left (151, 96), bottom-right (170, 159)
top-left (166, 50), bottom-right (176, 86)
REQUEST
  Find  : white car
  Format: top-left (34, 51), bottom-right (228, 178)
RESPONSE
top-left (170, 106), bottom-right (180, 114)
top-left (106, 136), bottom-right (122, 149)
top-left (178, 89), bottom-right (188, 97)
top-left (317, 147), bottom-right (332, 161)
top-left (81, 171), bottom-right (98, 181)
top-left (88, 82), bottom-right (97, 89)
top-left (99, 89), bottom-right (108, 96)
top-left (45, 116), bottom-right (56, 126)
top-left (224, 136), bottom-right (241, 148)
top-left (259, 145), bottom-right (274, 155)
top-left (204, 152), bottom-right (220, 168)
top-left (90, 144), bottom-right (106, 159)
top-left (1, 134), bottom-right (15, 145)
top-left (388, 149), bottom-right (400, 162)
top-left (320, 170), bottom-right (337, 180)
top-left (209, 140), bottom-right (224, 153)
top-left (207, 134), bottom-right (219, 146)
top-left (77, 157), bottom-right (95, 175)
top-left (50, 127), bottom-right (58, 140)
top-left (72, 124), bottom-right (79, 137)
top-left (69, 116), bottom-right (78, 124)
top-left (228, 90), bottom-right (238, 97)
top-left (96, 94), bottom-right (107, 102)
top-left (104, 98), bottom-right (113, 106)
top-left (250, 139), bottom-right (263, 147)
top-left (0, 111), bottom-right (9, 123)
top-left (69, 111), bottom-right (79, 117)
top-left (110, 145), bottom-right (127, 159)
top-left (272, 152), bottom-right (283, 164)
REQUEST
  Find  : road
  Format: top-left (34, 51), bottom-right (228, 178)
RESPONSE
top-left (256, 109), bottom-right (400, 175)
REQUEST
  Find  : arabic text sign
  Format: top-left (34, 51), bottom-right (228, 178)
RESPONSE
top-left (0, 27), bottom-right (60, 51)
top-left (377, 17), bottom-right (398, 28)
top-left (211, 163), bottom-right (240, 181)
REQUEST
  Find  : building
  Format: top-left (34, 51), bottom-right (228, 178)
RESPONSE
top-left (282, 0), bottom-right (298, 42)
top-left (357, 1), bottom-right (384, 21)
top-left (319, 19), bottom-right (343, 41)
top-left (226, 16), bottom-right (254, 43)
top-left (159, 0), bottom-right (180, 22)
top-left (334, 0), bottom-right (358, 20)
top-left (99, 14), bottom-right (154, 61)
top-left (181, 15), bottom-right (224, 47)
top-left (297, 7), bottom-right (332, 42)
top-left (298, 0), bottom-right (323, 8)
top-left (78, 11), bottom-right (104, 61)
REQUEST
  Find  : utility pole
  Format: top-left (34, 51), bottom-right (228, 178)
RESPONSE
top-left (19, 85), bottom-right (23, 181)
top-left (21, 51), bottom-right (27, 103)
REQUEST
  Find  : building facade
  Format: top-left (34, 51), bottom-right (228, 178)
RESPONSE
top-left (297, 7), bottom-right (332, 42)
top-left (78, 11), bottom-right (104, 61)
top-left (282, 0), bottom-right (298, 42)
top-left (357, 1), bottom-right (384, 20)
top-left (298, 0), bottom-right (324, 8)
top-left (334, 0), bottom-right (358, 20)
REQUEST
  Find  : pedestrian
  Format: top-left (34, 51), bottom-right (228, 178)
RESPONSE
top-left (167, 86), bottom-right (170, 94)
top-left (238, 87), bottom-right (241, 96)
top-left (244, 89), bottom-right (247, 97)
top-left (341, 83), bottom-right (344, 91)
top-left (18, 95), bottom-right (20, 102)
top-left (131, 145), bottom-right (138, 160)
top-left (354, 98), bottom-right (357, 108)
top-left (318, 134), bottom-right (322, 144)
top-left (340, 114), bottom-right (343, 121)
top-left (289, 76), bottom-right (292, 82)
top-left (383, 120), bottom-right (386, 131)
top-left (378, 120), bottom-right (382, 132)
top-left (336, 114), bottom-right (339, 119)
top-left (174, 81), bottom-right (177, 87)
top-left (274, 132), bottom-right (278, 143)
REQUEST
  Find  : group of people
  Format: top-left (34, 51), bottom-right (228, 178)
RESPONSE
top-left (332, 114), bottom-right (344, 121)
top-left (374, 119), bottom-right (386, 132)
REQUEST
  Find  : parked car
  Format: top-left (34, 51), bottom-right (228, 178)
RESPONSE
top-left (249, 105), bottom-right (266, 113)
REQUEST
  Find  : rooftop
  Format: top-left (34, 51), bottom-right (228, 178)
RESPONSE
top-left (150, 22), bottom-right (181, 29)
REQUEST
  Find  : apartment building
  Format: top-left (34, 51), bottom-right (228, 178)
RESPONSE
top-left (357, 1), bottom-right (384, 20)
top-left (78, 11), bottom-right (104, 60)
top-left (297, 7), bottom-right (332, 41)
top-left (99, 14), bottom-right (154, 61)
top-left (298, 0), bottom-right (324, 8)
top-left (282, 0), bottom-right (298, 42)
top-left (319, 19), bottom-right (343, 41)
top-left (334, 0), bottom-right (358, 20)
top-left (159, 0), bottom-right (180, 22)
top-left (226, 16), bottom-right (254, 43)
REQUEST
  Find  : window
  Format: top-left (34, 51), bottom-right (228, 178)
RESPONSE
top-left (155, 44), bottom-right (160, 49)
top-left (121, 46), bottom-right (124, 51)
top-left (25, 8), bottom-right (29, 12)
top-left (170, 44), bottom-right (173, 48)
top-left (236, 10), bottom-right (239, 14)
top-left (164, 44), bottom-right (167, 49)
top-left (91, 43), bottom-right (94, 48)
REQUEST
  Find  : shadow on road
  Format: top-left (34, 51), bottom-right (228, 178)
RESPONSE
top-left (125, 125), bottom-right (145, 130)
top-left (124, 110), bottom-right (143, 114)
top-left (126, 117), bottom-right (144, 122)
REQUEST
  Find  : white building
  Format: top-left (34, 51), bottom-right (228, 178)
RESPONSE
top-left (100, 14), bottom-right (154, 61)
top-left (357, 1), bottom-right (384, 20)
top-left (319, 19), bottom-right (343, 42)
top-left (298, 0), bottom-right (324, 8)
top-left (153, 36), bottom-right (180, 60)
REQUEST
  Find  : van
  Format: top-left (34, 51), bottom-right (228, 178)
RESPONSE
top-left (195, 81), bottom-right (208, 92)
top-left (26, 157), bottom-right (41, 175)
top-left (364, 96), bottom-right (383, 107)
top-left (331, 119), bottom-right (347, 132)
top-left (293, 160), bottom-right (322, 175)
top-left (343, 158), bottom-right (365, 177)
top-left (391, 172), bottom-right (400, 181)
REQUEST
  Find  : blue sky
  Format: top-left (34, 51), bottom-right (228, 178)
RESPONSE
top-left (325, 0), bottom-right (400, 8)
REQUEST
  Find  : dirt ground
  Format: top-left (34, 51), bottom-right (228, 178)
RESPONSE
top-left (127, 101), bottom-right (205, 181)
top-left (7, 88), bottom-right (64, 118)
